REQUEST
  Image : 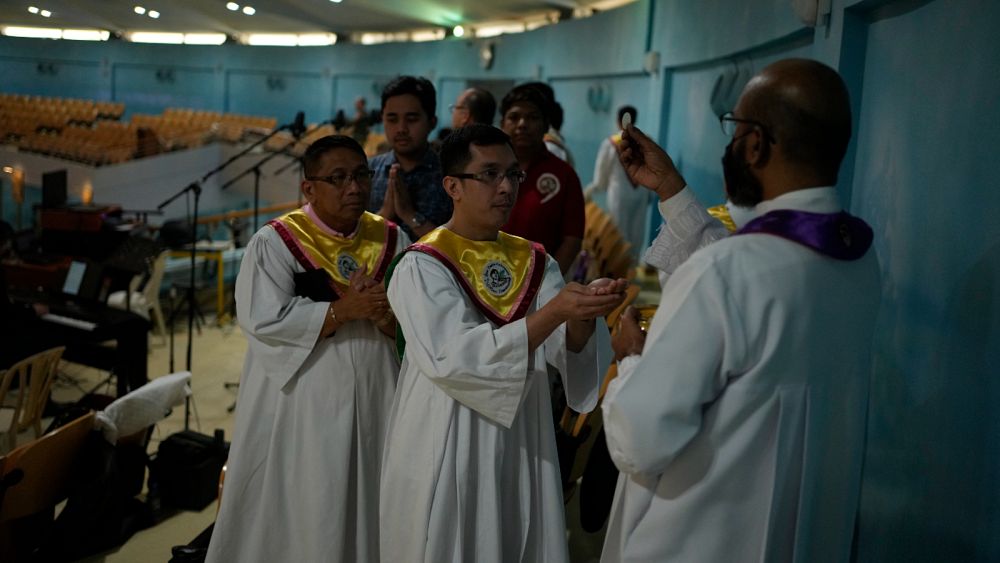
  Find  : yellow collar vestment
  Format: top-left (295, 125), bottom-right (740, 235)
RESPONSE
top-left (408, 227), bottom-right (546, 326)
top-left (268, 208), bottom-right (399, 296)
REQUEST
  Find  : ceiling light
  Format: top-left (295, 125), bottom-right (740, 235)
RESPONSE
top-left (134, 6), bottom-right (146, 14)
top-left (183, 32), bottom-right (227, 45)
top-left (245, 33), bottom-right (296, 46)
top-left (296, 33), bottom-right (336, 46)
top-left (62, 29), bottom-right (111, 41)
top-left (148, 10), bottom-right (160, 18)
top-left (452, 25), bottom-right (465, 38)
top-left (40, 9), bottom-right (51, 17)
top-left (226, 2), bottom-right (239, 10)
top-left (242, 6), bottom-right (255, 15)
top-left (2, 166), bottom-right (13, 174)
top-left (330, 0), bottom-right (343, 3)
top-left (1, 26), bottom-right (62, 39)
top-left (28, 6), bottom-right (39, 14)
top-left (411, 29), bottom-right (445, 42)
top-left (128, 31), bottom-right (183, 44)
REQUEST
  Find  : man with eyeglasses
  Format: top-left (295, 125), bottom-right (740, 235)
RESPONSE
top-left (209, 135), bottom-right (408, 563)
top-left (379, 124), bottom-right (628, 563)
top-left (599, 59), bottom-right (881, 562)
top-left (450, 87), bottom-right (497, 128)
top-left (500, 83), bottom-right (586, 275)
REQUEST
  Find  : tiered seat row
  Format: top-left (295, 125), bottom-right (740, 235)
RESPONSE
top-left (0, 93), bottom-right (280, 166)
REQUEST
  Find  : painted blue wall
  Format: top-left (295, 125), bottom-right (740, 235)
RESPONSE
top-left (2, 0), bottom-right (999, 558)
top-left (844, 0), bottom-right (1000, 560)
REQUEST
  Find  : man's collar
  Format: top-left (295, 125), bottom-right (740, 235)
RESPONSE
top-left (731, 186), bottom-right (841, 229)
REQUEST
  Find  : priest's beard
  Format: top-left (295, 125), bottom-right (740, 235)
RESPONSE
top-left (721, 140), bottom-right (764, 208)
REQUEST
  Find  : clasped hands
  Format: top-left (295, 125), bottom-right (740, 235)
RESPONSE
top-left (334, 266), bottom-right (394, 329)
top-left (378, 164), bottom-right (414, 222)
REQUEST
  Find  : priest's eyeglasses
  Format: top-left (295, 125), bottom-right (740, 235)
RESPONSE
top-left (719, 112), bottom-right (776, 144)
top-left (451, 169), bottom-right (527, 187)
top-left (306, 169), bottom-right (375, 189)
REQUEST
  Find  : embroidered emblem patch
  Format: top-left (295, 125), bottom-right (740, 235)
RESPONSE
top-left (482, 260), bottom-right (513, 296)
top-left (336, 253), bottom-right (361, 279)
top-left (537, 173), bottom-right (561, 204)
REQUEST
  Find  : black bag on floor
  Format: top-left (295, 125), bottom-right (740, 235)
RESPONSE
top-left (151, 430), bottom-right (228, 511)
top-left (40, 432), bottom-right (153, 561)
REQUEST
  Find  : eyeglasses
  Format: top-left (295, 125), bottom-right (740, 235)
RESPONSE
top-left (448, 103), bottom-right (468, 112)
top-left (306, 169), bottom-right (374, 189)
top-left (451, 169), bottom-right (527, 187)
top-left (719, 112), bottom-right (776, 144)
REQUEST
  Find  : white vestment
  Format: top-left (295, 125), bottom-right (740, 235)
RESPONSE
top-left (206, 221), bottom-right (408, 563)
top-left (642, 187), bottom-right (729, 286)
top-left (601, 187), bottom-right (882, 563)
top-left (380, 250), bottom-right (607, 563)
top-left (587, 136), bottom-right (651, 257)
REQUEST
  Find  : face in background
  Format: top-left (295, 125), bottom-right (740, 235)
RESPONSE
top-left (449, 143), bottom-right (520, 232)
top-left (382, 93), bottom-right (435, 158)
top-left (451, 89), bottom-right (473, 129)
top-left (501, 101), bottom-right (547, 154)
top-left (301, 148), bottom-right (372, 231)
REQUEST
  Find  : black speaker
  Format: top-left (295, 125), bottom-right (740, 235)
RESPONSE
top-left (42, 169), bottom-right (68, 208)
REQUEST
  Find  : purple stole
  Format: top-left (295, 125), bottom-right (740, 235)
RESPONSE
top-left (735, 209), bottom-right (873, 260)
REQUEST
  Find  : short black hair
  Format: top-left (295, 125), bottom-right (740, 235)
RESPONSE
top-left (464, 88), bottom-right (497, 125)
top-left (550, 102), bottom-right (564, 131)
top-left (440, 125), bottom-right (514, 176)
top-left (500, 84), bottom-right (553, 127)
top-left (381, 75), bottom-right (437, 121)
top-left (303, 135), bottom-right (368, 176)
top-left (618, 105), bottom-right (637, 125)
top-left (520, 81), bottom-right (555, 104)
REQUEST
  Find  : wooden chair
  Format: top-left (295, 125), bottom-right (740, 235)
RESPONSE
top-left (0, 369), bottom-right (24, 453)
top-left (580, 201), bottom-right (635, 282)
top-left (0, 411), bottom-right (95, 561)
top-left (0, 347), bottom-right (65, 450)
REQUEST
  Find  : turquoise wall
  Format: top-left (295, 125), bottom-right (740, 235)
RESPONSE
top-left (2, 0), bottom-right (999, 558)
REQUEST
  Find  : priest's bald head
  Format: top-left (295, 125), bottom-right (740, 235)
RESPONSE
top-left (722, 58), bottom-right (852, 207)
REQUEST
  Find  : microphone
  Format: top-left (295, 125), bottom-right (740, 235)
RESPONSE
top-left (289, 111), bottom-right (306, 138)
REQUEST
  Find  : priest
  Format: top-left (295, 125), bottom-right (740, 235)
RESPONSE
top-left (601, 59), bottom-right (882, 562)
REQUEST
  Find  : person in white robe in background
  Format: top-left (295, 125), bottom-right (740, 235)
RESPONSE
top-left (207, 136), bottom-right (408, 563)
top-left (379, 124), bottom-right (627, 563)
top-left (585, 106), bottom-right (651, 259)
top-left (600, 59), bottom-right (882, 563)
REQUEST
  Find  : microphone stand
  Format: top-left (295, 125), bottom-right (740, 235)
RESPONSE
top-left (156, 181), bottom-right (201, 431)
top-left (153, 115), bottom-right (300, 431)
top-left (219, 137), bottom-right (301, 231)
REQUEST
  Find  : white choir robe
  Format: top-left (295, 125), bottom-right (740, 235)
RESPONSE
top-left (380, 252), bottom-right (608, 563)
top-left (601, 188), bottom-right (882, 563)
top-left (206, 224), bottom-right (408, 563)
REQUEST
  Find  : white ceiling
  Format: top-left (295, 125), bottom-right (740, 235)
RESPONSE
top-left (0, 0), bottom-right (630, 36)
